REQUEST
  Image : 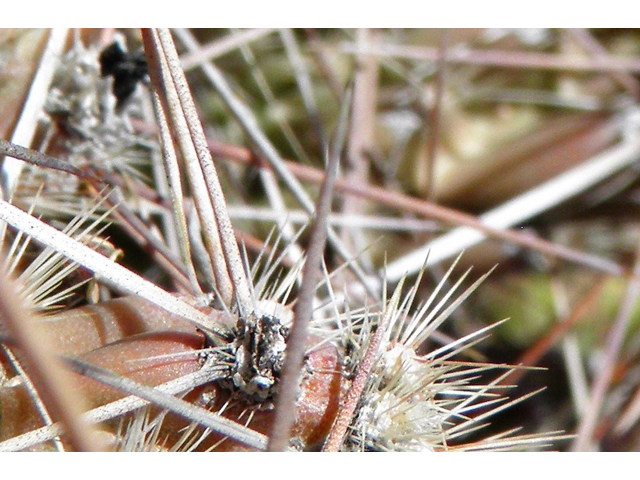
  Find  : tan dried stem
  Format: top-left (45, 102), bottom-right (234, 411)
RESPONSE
top-left (424, 30), bottom-right (448, 202)
top-left (1, 28), bottom-right (68, 200)
top-left (337, 30), bottom-right (379, 272)
top-left (346, 28), bottom-right (378, 216)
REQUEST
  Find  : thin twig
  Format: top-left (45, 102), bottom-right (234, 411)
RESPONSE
top-left (267, 88), bottom-right (347, 451)
top-left (149, 90), bottom-right (204, 295)
top-left (424, 30), bottom-right (448, 201)
top-left (279, 28), bottom-right (327, 151)
top-left (180, 28), bottom-right (277, 71)
top-left (141, 82), bottom-right (181, 260)
top-left (0, 139), bottom-right (96, 181)
top-left (566, 29), bottom-right (640, 100)
top-left (344, 29), bottom-right (379, 268)
top-left (235, 31), bottom-right (312, 165)
top-left (226, 205), bottom-right (439, 232)
top-left (259, 170), bottom-right (306, 268)
top-left (304, 29), bottom-right (345, 103)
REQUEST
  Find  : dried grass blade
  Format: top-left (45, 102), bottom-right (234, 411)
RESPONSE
top-left (149, 90), bottom-right (204, 295)
top-left (147, 28), bottom-right (255, 316)
top-left (156, 28), bottom-right (255, 317)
